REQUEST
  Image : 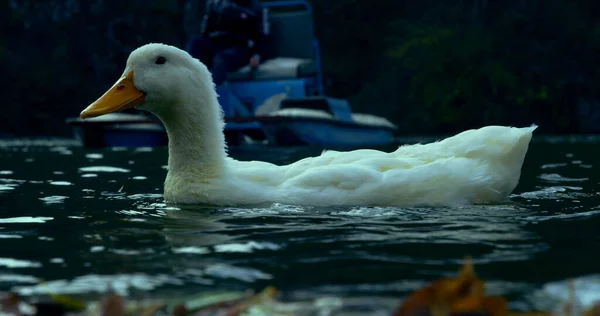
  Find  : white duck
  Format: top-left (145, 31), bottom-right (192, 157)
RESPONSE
top-left (80, 43), bottom-right (536, 207)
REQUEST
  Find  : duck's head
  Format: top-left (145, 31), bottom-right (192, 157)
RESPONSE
top-left (80, 43), bottom-right (214, 119)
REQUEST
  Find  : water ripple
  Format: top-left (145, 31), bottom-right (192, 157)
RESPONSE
top-left (85, 153), bottom-right (103, 159)
top-left (541, 163), bottom-right (568, 169)
top-left (172, 246), bottom-right (210, 254)
top-left (49, 181), bottom-right (72, 186)
top-left (0, 217), bottom-right (53, 224)
top-left (39, 196), bottom-right (68, 204)
top-left (521, 209), bottom-right (600, 222)
top-left (539, 173), bottom-right (589, 183)
top-left (516, 186), bottom-right (588, 199)
top-left (214, 241), bottom-right (281, 253)
top-left (0, 258), bottom-right (41, 268)
top-left (0, 234), bottom-right (22, 239)
top-left (0, 185), bottom-right (15, 191)
top-left (14, 273), bottom-right (183, 296)
top-left (78, 166), bottom-right (130, 173)
top-left (0, 274), bottom-right (39, 283)
top-left (204, 264), bottom-right (272, 282)
top-left (0, 143), bottom-right (599, 310)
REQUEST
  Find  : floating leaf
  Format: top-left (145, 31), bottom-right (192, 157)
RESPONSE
top-left (100, 294), bottom-right (125, 316)
top-left (49, 293), bottom-right (87, 311)
top-left (1, 293), bottom-right (22, 315)
top-left (392, 257), bottom-right (507, 316)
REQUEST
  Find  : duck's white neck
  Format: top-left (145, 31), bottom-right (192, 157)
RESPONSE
top-left (155, 79), bottom-right (227, 179)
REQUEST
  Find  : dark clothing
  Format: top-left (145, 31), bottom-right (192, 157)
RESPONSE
top-left (187, 0), bottom-right (268, 85)
top-left (188, 37), bottom-right (251, 85)
top-left (201, 0), bottom-right (268, 58)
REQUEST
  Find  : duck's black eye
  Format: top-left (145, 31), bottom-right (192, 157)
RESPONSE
top-left (155, 56), bottom-right (166, 65)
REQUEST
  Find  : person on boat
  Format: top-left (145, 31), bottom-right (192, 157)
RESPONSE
top-left (186, 0), bottom-right (269, 86)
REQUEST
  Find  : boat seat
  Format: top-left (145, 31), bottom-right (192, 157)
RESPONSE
top-left (227, 57), bottom-right (316, 81)
top-left (227, 8), bottom-right (317, 82)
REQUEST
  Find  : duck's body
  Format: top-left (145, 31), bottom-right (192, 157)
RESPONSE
top-left (80, 43), bottom-right (536, 207)
top-left (165, 125), bottom-right (535, 207)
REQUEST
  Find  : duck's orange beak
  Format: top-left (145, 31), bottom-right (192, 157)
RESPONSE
top-left (80, 70), bottom-right (145, 119)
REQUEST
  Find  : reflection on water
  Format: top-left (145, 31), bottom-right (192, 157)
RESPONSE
top-left (0, 140), bottom-right (599, 312)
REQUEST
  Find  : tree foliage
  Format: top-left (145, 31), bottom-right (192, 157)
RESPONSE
top-left (311, 0), bottom-right (600, 134)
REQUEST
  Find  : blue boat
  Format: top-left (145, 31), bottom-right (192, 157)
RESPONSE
top-left (66, 0), bottom-right (397, 149)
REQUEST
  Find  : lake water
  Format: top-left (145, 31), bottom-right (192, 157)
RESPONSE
top-left (0, 138), bottom-right (599, 314)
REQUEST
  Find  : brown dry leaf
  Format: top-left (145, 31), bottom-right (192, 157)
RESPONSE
top-left (170, 304), bottom-right (188, 316)
top-left (222, 286), bottom-right (278, 316)
top-left (188, 286), bottom-right (277, 316)
top-left (138, 304), bottom-right (167, 316)
top-left (506, 312), bottom-right (550, 316)
top-left (585, 301), bottom-right (600, 316)
top-left (49, 293), bottom-right (87, 311)
top-left (1, 293), bottom-right (21, 315)
top-left (100, 293), bottom-right (126, 316)
top-left (392, 257), bottom-right (508, 316)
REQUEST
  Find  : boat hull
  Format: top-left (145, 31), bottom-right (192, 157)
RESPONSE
top-left (260, 116), bottom-right (395, 149)
top-left (66, 114), bottom-right (395, 149)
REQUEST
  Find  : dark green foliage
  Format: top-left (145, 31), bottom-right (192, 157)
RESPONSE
top-left (310, 0), bottom-right (600, 134)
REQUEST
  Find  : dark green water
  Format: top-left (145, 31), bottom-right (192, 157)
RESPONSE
top-left (0, 139), bottom-right (599, 313)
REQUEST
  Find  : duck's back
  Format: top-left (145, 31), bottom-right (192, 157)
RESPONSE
top-left (385, 124), bottom-right (537, 206)
top-left (229, 125), bottom-right (537, 207)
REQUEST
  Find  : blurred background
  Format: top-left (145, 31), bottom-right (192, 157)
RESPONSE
top-left (4, 0), bottom-right (600, 138)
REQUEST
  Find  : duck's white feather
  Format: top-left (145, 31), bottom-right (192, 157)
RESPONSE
top-left (172, 125), bottom-right (536, 206)
top-left (84, 43), bottom-right (536, 207)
